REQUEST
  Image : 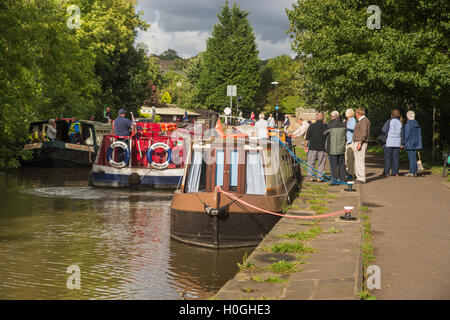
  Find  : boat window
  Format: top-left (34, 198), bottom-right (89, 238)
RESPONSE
top-left (246, 151), bottom-right (266, 195)
top-left (229, 150), bottom-right (239, 190)
top-left (186, 150), bottom-right (206, 193)
top-left (215, 149), bottom-right (225, 187)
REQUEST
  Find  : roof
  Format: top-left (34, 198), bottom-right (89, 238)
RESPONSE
top-left (140, 106), bottom-right (200, 116)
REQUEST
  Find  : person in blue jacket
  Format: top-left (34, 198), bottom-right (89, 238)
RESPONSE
top-left (382, 109), bottom-right (403, 176)
top-left (404, 110), bottom-right (422, 177)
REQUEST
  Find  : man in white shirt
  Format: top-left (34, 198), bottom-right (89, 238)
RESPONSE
top-left (293, 118), bottom-right (310, 139)
top-left (254, 113), bottom-right (269, 139)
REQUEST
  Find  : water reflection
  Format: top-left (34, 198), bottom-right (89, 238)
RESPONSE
top-left (0, 168), bottom-right (254, 300)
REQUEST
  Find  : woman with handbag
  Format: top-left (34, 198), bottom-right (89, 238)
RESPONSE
top-left (404, 110), bottom-right (423, 177)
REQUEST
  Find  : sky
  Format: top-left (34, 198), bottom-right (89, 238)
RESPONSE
top-left (136, 0), bottom-right (297, 60)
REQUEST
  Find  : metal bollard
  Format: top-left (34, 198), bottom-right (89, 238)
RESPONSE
top-left (345, 181), bottom-right (356, 192)
top-left (340, 206), bottom-right (356, 221)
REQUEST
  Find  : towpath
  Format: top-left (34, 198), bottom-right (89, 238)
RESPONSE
top-left (361, 152), bottom-right (450, 299)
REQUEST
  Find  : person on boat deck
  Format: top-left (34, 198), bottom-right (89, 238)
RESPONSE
top-left (304, 112), bottom-right (327, 182)
top-left (114, 109), bottom-right (133, 162)
top-left (254, 113), bottom-right (269, 139)
top-left (103, 107), bottom-right (112, 124)
top-left (267, 114), bottom-right (276, 128)
top-left (324, 111), bottom-right (347, 184)
top-left (69, 118), bottom-right (82, 144)
top-left (46, 119), bottom-right (57, 141)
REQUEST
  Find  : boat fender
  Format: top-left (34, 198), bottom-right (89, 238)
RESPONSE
top-left (147, 142), bottom-right (172, 170)
top-left (88, 171), bottom-right (93, 187)
top-left (107, 141), bottom-right (130, 169)
top-left (128, 172), bottom-right (141, 185)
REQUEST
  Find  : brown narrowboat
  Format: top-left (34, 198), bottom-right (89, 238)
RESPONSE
top-left (170, 134), bottom-right (302, 249)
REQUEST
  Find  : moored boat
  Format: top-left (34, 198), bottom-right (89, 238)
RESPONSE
top-left (90, 120), bottom-right (191, 188)
top-left (170, 129), bottom-right (302, 249)
top-left (22, 119), bottom-right (112, 167)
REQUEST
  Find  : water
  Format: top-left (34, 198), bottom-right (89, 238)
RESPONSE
top-left (0, 168), bottom-right (253, 300)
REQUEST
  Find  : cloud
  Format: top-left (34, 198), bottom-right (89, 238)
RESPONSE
top-left (136, 0), bottom-right (296, 59)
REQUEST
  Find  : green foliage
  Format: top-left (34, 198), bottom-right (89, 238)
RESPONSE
top-left (260, 55), bottom-right (306, 114)
top-left (161, 91), bottom-right (172, 104)
top-left (265, 260), bottom-right (299, 274)
top-left (269, 241), bottom-right (317, 254)
top-left (160, 49), bottom-right (181, 60)
top-left (280, 227), bottom-right (322, 241)
top-left (287, 0), bottom-right (450, 154)
top-left (0, 0), bottom-right (150, 167)
top-left (198, 2), bottom-right (261, 113)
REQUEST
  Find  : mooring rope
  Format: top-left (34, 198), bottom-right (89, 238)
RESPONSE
top-left (274, 137), bottom-right (349, 185)
top-left (217, 187), bottom-right (351, 220)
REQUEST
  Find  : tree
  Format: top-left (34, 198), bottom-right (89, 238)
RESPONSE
top-left (0, 0), bottom-right (149, 167)
top-left (161, 91), bottom-right (172, 104)
top-left (198, 2), bottom-right (261, 113)
top-left (160, 49), bottom-right (181, 60)
top-left (287, 0), bottom-right (449, 155)
top-left (260, 55), bottom-right (306, 114)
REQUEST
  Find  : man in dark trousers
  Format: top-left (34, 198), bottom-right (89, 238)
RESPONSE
top-left (324, 111), bottom-right (347, 184)
top-left (114, 109), bottom-right (132, 162)
top-left (304, 112), bottom-right (327, 182)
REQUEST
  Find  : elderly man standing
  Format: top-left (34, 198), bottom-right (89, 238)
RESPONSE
top-left (304, 112), bottom-right (327, 182)
top-left (351, 108), bottom-right (371, 183)
top-left (293, 118), bottom-right (310, 139)
top-left (324, 111), bottom-right (347, 184)
top-left (254, 113), bottom-right (269, 139)
top-left (404, 110), bottom-right (422, 177)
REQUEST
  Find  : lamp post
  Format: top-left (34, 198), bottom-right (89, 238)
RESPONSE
top-left (271, 81), bottom-right (279, 128)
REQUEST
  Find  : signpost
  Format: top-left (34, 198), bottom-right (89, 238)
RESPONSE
top-left (227, 85), bottom-right (237, 125)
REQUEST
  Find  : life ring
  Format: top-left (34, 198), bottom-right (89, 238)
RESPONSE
top-left (147, 142), bottom-right (172, 169)
top-left (107, 141), bottom-right (130, 169)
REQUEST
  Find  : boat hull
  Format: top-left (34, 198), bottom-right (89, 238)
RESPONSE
top-left (170, 179), bottom-right (299, 249)
top-left (91, 164), bottom-right (183, 188)
top-left (22, 142), bottom-right (96, 167)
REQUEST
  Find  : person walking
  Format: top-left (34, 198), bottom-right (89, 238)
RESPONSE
top-left (324, 111), bottom-right (347, 184)
top-left (304, 112), bottom-right (327, 182)
top-left (382, 109), bottom-right (403, 177)
top-left (351, 108), bottom-right (371, 183)
top-left (345, 109), bottom-right (356, 179)
top-left (404, 110), bottom-right (422, 177)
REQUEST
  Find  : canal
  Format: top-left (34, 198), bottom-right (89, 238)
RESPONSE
top-left (0, 168), bottom-right (253, 300)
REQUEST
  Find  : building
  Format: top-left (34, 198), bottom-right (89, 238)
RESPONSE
top-left (140, 106), bottom-right (200, 123)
